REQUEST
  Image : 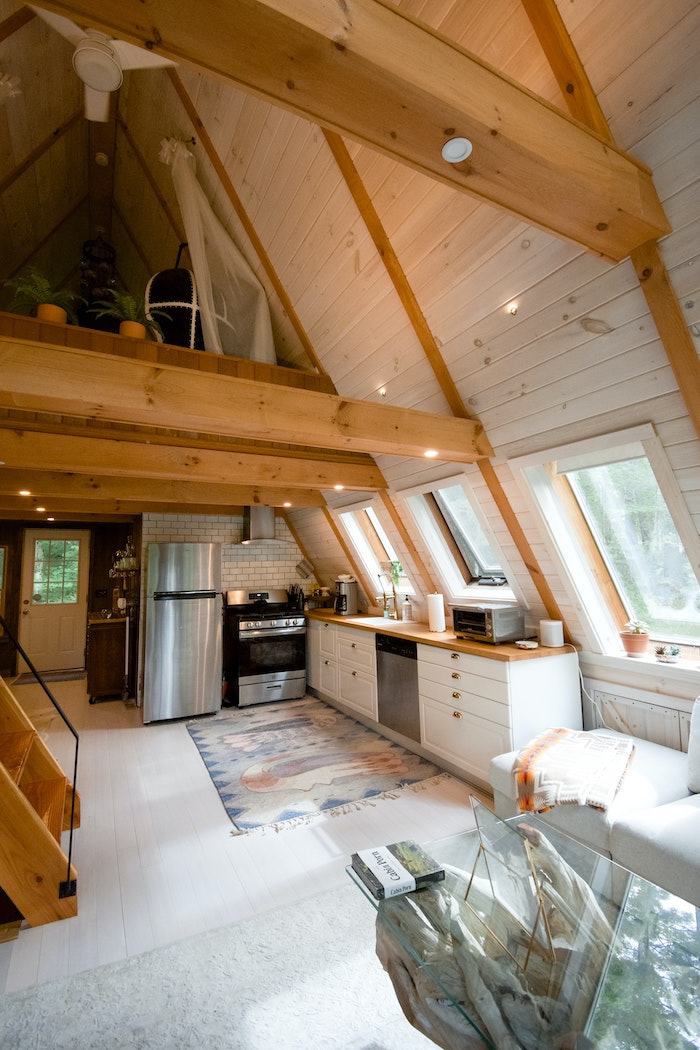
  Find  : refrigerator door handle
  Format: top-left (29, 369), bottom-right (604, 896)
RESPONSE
top-left (153, 590), bottom-right (218, 600)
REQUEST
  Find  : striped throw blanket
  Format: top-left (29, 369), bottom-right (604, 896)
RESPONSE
top-left (515, 728), bottom-right (635, 813)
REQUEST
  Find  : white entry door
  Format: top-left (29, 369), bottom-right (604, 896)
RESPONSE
top-left (18, 529), bottom-right (90, 672)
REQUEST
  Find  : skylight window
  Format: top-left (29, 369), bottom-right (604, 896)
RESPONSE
top-left (563, 456), bottom-right (700, 643)
top-left (338, 505), bottom-right (413, 596)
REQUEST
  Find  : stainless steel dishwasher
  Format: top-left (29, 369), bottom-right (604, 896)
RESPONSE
top-left (375, 633), bottom-right (420, 742)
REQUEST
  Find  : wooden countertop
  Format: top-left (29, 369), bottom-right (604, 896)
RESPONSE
top-left (305, 610), bottom-right (573, 662)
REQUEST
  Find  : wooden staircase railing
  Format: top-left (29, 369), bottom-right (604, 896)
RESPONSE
top-left (0, 617), bottom-right (80, 934)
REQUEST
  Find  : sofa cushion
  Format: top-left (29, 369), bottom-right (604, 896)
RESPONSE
top-left (611, 794), bottom-right (700, 909)
top-left (490, 728), bottom-right (690, 857)
top-left (688, 697), bottom-right (700, 792)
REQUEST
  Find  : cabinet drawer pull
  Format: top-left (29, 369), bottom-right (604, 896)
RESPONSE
top-left (452, 691), bottom-right (462, 700)
top-left (451, 652), bottom-right (460, 660)
top-left (351, 642), bottom-right (356, 648)
top-left (324, 660), bottom-right (330, 665)
top-left (352, 670), bottom-right (357, 676)
top-left (451, 672), bottom-right (461, 680)
top-left (452, 710), bottom-right (462, 719)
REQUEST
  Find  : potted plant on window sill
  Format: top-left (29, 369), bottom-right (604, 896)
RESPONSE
top-left (655, 644), bottom-right (681, 664)
top-left (88, 289), bottom-right (170, 340)
top-left (619, 619), bottom-right (650, 657)
top-left (5, 266), bottom-right (84, 324)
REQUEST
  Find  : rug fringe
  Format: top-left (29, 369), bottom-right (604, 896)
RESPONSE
top-left (232, 772), bottom-right (454, 836)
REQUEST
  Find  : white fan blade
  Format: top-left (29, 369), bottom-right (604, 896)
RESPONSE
top-left (84, 85), bottom-right (111, 122)
top-left (29, 5), bottom-right (84, 46)
top-left (112, 39), bottom-right (176, 71)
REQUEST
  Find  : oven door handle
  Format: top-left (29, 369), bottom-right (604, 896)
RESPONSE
top-left (240, 626), bottom-right (307, 639)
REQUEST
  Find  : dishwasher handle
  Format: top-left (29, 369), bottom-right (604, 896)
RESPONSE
top-left (375, 633), bottom-right (417, 660)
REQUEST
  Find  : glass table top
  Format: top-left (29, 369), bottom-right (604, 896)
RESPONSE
top-left (347, 800), bottom-right (699, 1050)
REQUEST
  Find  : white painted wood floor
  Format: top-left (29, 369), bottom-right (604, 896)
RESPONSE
top-left (0, 679), bottom-right (485, 995)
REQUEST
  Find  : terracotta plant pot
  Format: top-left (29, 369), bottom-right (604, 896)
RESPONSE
top-left (620, 630), bottom-right (649, 656)
top-left (119, 320), bottom-right (146, 339)
top-left (36, 303), bottom-right (67, 323)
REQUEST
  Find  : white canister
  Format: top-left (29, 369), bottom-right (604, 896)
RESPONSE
top-left (539, 619), bottom-right (564, 647)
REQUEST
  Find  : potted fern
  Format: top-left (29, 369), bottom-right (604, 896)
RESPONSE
top-left (619, 618), bottom-right (650, 656)
top-left (89, 288), bottom-right (170, 340)
top-left (5, 266), bottom-right (84, 324)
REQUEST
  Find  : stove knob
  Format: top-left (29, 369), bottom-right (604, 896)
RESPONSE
top-left (255, 620), bottom-right (262, 628)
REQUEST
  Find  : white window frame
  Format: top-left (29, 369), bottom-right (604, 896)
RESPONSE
top-left (511, 424), bottom-right (700, 656)
top-left (396, 472), bottom-right (520, 607)
top-left (334, 496), bottom-right (415, 599)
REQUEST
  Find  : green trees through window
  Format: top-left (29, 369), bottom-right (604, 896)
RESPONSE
top-left (566, 457), bottom-right (700, 643)
top-left (32, 539), bottom-right (80, 605)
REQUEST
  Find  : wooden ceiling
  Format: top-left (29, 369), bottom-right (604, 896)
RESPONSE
top-left (0, 0), bottom-right (698, 525)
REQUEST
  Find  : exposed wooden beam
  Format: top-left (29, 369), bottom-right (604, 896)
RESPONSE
top-left (377, 490), bottom-right (439, 596)
top-left (520, 0), bottom-right (613, 141)
top-left (326, 124), bottom-right (567, 625)
top-left (0, 338), bottom-right (493, 462)
top-left (631, 242), bottom-right (700, 444)
top-left (522, 5), bottom-right (700, 446)
top-left (0, 469), bottom-right (325, 509)
top-left (324, 130), bottom-right (466, 418)
top-left (39, 0), bottom-right (669, 261)
top-left (0, 429), bottom-right (385, 492)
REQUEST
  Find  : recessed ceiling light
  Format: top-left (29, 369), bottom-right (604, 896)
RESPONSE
top-left (19, 489), bottom-right (31, 496)
top-left (441, 137), bottom-right (473, 164)
top-left (283, 502), bottom-right (291, 508)
top-left (424, 450), bottom-right (439, 459)
top-left (334, 484), bottom-right (345, 491)
top-left (35, 506), bottom-right (46, 512)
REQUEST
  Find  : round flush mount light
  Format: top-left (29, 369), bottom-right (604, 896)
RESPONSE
top-left (441, 137), bottom-right (473, 164)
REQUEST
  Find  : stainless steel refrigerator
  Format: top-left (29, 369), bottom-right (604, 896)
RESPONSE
top-left (143, 542), bottom-right (222, 723)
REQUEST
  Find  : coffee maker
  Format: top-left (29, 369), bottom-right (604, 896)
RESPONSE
top-left (334, 579), bottom-right (358, 616)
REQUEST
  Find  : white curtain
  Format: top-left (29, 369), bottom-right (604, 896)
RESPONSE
top-left (159, 138), bottom-right (276, 363)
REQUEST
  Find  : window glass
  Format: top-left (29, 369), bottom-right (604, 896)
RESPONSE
top-left (32, 539), bottom-right (80, 605)
top-left (565, 457), bottom-right (700, 643)
top-left (405, 482), bottom-right (508, 598)
top-left (434, 485), bottom-right (505, 582)
top-left (338, 507), bottom-right (413, 595)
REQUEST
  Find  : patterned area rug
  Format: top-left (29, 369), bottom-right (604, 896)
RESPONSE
top-left (187, 696), bottom-right (450, 833)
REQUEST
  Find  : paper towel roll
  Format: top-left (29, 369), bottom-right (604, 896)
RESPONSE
top-left (427, 593), bottom-right (446, 632)
top-left (540, 619), bottom-right (564, 647)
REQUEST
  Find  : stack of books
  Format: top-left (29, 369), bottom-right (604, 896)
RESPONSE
top-left (350, 839), bottom-right (444, 900)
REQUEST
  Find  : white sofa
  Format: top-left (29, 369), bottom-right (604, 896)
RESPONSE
top-left (489, 699), bottom-right (700, 909)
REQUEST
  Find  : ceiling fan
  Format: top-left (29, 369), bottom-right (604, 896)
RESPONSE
top-left (30, 6), bottom-right (175, 121)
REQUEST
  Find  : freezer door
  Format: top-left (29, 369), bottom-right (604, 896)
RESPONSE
top-left (148, 542), bottom-right (221, 592)
top-left (143, 593), bottom-right (222, 723)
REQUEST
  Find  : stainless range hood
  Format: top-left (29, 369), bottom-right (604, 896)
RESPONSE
top-left (240, 505), bottom-right (289, 545)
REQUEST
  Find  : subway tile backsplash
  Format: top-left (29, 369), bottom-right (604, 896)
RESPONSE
top-left (141, 513), bottom-right (313, 592)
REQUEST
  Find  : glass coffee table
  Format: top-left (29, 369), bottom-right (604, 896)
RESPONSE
top-left (348, 800), bottom-right (699, 1050)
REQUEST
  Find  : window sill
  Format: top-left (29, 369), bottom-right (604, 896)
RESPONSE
top-left (580, 650), bottom-right (700, 688)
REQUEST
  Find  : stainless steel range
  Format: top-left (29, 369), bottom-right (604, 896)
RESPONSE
top-left (223, 588), bottom-right (306, 707)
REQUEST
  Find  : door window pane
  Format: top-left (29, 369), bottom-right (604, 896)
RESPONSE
top-left (32, 539), bottom-right (80, 605)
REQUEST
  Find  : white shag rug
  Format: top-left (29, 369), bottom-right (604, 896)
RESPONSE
top-left (0, 886), bottom-right (436, 1050)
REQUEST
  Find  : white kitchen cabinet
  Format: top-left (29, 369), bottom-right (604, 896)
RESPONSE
top-left (336, 626), bottom-right (377, 720)
top-left (306, 619), bottom-right (338, 700)
top-left (418, 644), bottom-right (581, 786)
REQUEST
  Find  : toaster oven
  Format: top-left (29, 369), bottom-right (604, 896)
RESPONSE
top-left (452, 604), bottom-right (524, 645)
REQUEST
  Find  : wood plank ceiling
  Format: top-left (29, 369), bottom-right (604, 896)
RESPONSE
top-left (0, 0), bottom-right (698, 539)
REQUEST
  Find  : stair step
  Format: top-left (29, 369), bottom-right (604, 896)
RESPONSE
top-left (23, 778), bottom-right (68, 842)
top-left (0, 729), bottom-right (35, 782)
